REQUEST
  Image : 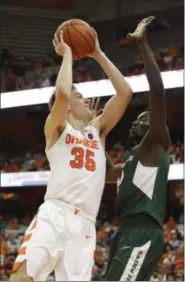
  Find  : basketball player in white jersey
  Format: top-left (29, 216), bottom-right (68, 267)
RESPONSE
top-left (10, 30), bottom-right (132, 281)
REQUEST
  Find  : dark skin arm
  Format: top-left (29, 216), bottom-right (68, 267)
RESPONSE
top-left (128, 17), bottom-right (170, 164)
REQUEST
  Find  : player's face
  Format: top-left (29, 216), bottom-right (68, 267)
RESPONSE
top-left (69, 90), bottom-right (92, 121)
top-left (129, 111), bottom-right (149, 138)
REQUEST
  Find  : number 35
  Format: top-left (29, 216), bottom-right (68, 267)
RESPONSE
top-left (70, 147), bottom-right (96, 172)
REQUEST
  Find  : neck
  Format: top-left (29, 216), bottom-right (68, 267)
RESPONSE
top-left (66, 113), bottom-right (87, 132)
top-left (129, 135), bottom-right (143, 147)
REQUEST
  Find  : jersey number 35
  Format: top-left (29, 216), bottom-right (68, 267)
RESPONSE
top-left (70, 147), bottom-right (96, 172)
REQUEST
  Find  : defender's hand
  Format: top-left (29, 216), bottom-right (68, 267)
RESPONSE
top-left (52, 31), bottom-right (71, 56)
top-left (87, 97), bottom-right (103, 119)
top-left (127, 16), bottom-right (155, 41)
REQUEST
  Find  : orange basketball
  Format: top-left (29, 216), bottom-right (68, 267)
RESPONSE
top-left (57, 19), bottom-right (96, 60)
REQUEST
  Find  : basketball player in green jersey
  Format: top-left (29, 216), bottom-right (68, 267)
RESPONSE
top-left (104, 16), bottom-right (171, 281)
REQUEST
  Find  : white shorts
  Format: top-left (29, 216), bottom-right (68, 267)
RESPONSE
top-left (12, 199), bottom-right (96, 281)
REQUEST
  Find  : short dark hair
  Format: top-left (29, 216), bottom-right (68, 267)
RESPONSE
top-left (48, 84), bottom-right (77, 111)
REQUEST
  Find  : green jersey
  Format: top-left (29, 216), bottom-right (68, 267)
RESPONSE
top-left (115, 146), bottom-right (170, 227)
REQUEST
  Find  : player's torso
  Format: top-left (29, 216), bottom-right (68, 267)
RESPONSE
top-left (115, 147), bottom-right (170, 227)
top-left (45, 122), bottom-right (106, 217)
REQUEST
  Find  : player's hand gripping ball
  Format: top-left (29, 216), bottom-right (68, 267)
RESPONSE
top-left (56, 19), bottom-right (97, 60)
top-left (52, 31), bottom-right (71, 56)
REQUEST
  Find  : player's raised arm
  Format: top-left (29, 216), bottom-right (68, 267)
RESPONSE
top-left (88, 32), bottom-right (133, 136)
top-left (127, 16), bottom-right (170, 150)
top-left (45, 31), bottom-right (73, 135)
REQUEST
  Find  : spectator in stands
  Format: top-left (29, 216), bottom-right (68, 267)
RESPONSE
top-left (49, 73), bottom-right (57, 86)
top-left (163, 52), bottom-right (173, 69)
top-left (0, 139), bottom-right (183, 173)
top-left (16, 77), bottom-right (27, 90)
top-left (169, 231), bottom-right (181, 250)
top-left (2, 161), bottom-right (13, 173)
top-left (1, 42), bottom-right (183, 93)
top-left (5, 68), bottom-right (16, 92)
top-left (174, 244), bottom-right (184, 279)
top-left (40, 77), bottom-right (51, 88)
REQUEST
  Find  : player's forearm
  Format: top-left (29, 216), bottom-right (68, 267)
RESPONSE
top-left (56, 48), bottom-right (73, 96)
top-left (105, 152), bottom-right (123, 169)
top-left (105, 152), bottom-right (115, 168)
top-left (137, 37), bottom-right (170, 149)
top-left (137, 38), bottom-right (164, 95)
top-left (94, 51), bottom-right (132, 98)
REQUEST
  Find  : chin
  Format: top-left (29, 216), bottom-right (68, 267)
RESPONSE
top-left (129, 129), bottom-right (137, 137)
top-left (128, 131), bottom-right (135, 141)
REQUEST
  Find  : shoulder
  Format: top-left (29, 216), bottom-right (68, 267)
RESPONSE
top-left (44, 114), bottom-right (67, 138)
top-left (138, 134), bottom-right (169, 166)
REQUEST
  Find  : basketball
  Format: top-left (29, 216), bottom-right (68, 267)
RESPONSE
top-left (56, 19), bottom-right (96, 60)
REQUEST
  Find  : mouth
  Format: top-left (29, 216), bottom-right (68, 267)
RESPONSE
top-left (130, 126), bottom-right (136, 133)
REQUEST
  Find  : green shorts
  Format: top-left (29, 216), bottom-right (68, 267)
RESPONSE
top-left (104, 214), bottom-right (164, 281)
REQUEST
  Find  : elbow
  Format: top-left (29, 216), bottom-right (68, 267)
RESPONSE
top-left (127, 87), bottom-right (133, 98)
top-left (122, 88), bottom-right (133, 101)
top-left (123, 85), bottom-right (133, 99)
top-left (56, 87), bottom-right (70, 101)
top-left (117, 87), bottom-right (133, 100)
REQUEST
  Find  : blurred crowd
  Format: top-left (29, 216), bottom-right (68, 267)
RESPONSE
top-left (107, 141), bottom-right (184, 166)
top-left (0, 150), bottom-right (49, 173)
top-left (0, 44), bottom-right (184, 93)
top-left (169, 142), bottom-right (184, 164)
top-left (0, 213), bottom-right (183, 281)
top-left (127, 46), bottom-right (184, 76)
top-left (0, 48), bottom-right (95, 93)
top-left (0, 141), bottom-right (183, 173)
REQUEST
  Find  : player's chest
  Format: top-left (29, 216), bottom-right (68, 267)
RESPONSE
top-left (117, 155), bottom-right (135, 193)
top-left (64, 131), bottom-right (105, 172)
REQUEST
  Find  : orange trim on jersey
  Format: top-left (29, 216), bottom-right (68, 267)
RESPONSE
top-left (11, 217), bottom-right (38, 276)
top-left (18, 246), bottom-right (26, 256)
top-left (12, 260), bottom-right (33, 280)
top-left (30, 219), bottom-right (38, 231)
top-left (12, 248), bottom-right (27, 272)
top-left (12, 261), bottom-right (22, 272)
top-left (23, 233), bottom-right (32, 243)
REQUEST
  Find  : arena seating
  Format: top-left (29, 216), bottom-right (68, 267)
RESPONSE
top-left (0, 141), bottom-right (183, 173)
top-left (1, 44), bottom-right (183, 93)
top-left (0, 8), bottom-right (184, 93)
top-left (0, 213), bottom-right (183, 281)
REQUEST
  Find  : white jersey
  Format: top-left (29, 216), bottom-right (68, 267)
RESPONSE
top-left (45, 122), bottom-right (106, 218)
